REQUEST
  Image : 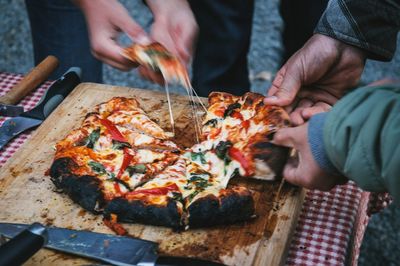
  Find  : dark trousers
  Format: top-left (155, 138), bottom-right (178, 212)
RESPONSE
top-left (25, 0), bottom-right (102, 82)
top-left (280, 0), bottom-right (329, 62)
top-left (189, 0), bottom-right (255, 96)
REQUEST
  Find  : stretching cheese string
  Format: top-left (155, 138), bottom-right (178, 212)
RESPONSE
top-left (164, 82), bottom-right (175, 136)
top-left (160, 62), bottom-right (206, 144)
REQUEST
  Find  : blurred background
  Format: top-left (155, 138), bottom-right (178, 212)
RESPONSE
top-left (0, 0), bottom-right (399, 265)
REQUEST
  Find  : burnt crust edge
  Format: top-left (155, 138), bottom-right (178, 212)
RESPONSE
top-left (104, 198), bottom-right (183, 229)
top-left (188, 190), bottom-right (255, 228)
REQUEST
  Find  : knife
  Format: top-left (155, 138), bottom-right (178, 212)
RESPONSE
top-left (0, 55), bottom-right (59, 117)
top-left (0, 67), bottom-right (81, 151)
top-left (0, 223), bottom-right (225, 266)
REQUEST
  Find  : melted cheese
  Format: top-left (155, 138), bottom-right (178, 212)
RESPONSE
top-left (136, 149), bottom-right (165, 163)
top-left (240, 109), bottom-right (254, 120)
top-left (132, 133), bottom-right (154, 146)
top-left (124, 173), bottom-right (146, 189)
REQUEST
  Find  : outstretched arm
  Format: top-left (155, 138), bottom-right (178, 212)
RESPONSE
top-left (273, 83), bottom-right (400, 204)
top-left (265, 0), bottom-right (400, 125)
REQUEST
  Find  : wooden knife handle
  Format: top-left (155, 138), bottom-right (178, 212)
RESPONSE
top-left (0, 55), bottom-right (59, 105)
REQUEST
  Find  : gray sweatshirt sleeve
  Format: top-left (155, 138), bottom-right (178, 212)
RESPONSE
top-left (315, 0), bottom-right (400, 61)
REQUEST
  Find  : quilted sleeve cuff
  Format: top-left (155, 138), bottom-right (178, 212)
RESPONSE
top-left (308, 113), bottom-right (341, 175)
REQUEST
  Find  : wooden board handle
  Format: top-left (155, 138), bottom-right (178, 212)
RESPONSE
top-left (0, 56), bottom-right (59, 105)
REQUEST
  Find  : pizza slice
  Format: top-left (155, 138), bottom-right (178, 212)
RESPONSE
top-left (122, 42), bottom-right (190, 88)
top-left (183, 158), bottom-right (255, 228)
top-left (201, 92), bottom-right (291, 180)
top-left (104, 156), bottom-right (255, 230)
top-left (104, 158), bottom-right (188, 229)
top-left (50, 97), bottom-right (181, 213)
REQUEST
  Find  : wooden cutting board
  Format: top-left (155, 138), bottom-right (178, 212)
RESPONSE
top-left (0, 83), bottom-right (305, 266)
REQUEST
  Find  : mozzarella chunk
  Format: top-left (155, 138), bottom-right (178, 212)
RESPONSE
top-left (136, 149), bottom-right (165, 163)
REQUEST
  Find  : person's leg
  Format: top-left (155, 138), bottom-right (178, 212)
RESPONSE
top-left (25, 0), bottom-right (102, 82)
top-left (189, 0), bottom-right (254, 97)
top-left (280, 0), bottom-right (328, 62)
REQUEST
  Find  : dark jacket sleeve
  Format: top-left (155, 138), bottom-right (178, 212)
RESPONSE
top-left (310, 84), bottom-right (400, 205)
top-left (315, 0), bottom-right (400, 61)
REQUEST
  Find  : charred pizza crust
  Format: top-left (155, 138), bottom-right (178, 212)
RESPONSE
top-left (104, 197), bottom-right (184, 229)
top-left (50, 157), bottom-right (104, 213)
top-left (187, 187), bottom-right (255, 228)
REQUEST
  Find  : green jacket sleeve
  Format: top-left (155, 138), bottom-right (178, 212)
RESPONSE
top-left (324, 84), bottom-right (400, 204)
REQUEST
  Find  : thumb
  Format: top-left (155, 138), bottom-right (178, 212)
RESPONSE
top-left (174, 21), bottom-right (198, 65)
top-left (117, 14), bottom-right (151, 45)
top-left (281, 157), bottom-right (301, 186)
top-left (264, 60), bottom-right (302, 106)
top-left (271, 127), bottom-right (296, 148)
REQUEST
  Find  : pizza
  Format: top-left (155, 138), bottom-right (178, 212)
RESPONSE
top-left (122, 42), bottom-right (190, 88)
top-left (49, 93), bottom-right (290, 231)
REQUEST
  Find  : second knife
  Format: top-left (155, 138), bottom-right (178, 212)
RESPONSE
top-left (0, 67), bottom-right (81, 150)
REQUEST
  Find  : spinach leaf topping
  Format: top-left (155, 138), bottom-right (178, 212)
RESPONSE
top-left (191, 152), bottom-right (207, 164)
top-left (112, 140), bottom-right (132, 150)
top-left (224, 103), bottom-right (241, 118)
top-left (184, 173), bottom-right (212, 202)
top-left (215, 140), bottom-right (232, 160)
top-left (75, 128), bottom-right (100, 148)
top-left (88, 161), bottom-right (115, 179)
top-left (126, 164), bottom-right (147, 176)
top-left (87, 129), bottom-right (100, 149)
top-left (172, 192), bottom-right (184, 202)
top-left (204, 118), bottom-right (218, 128)
top-left (189, 175), bottom-right (209, 189)
top-left (88, 161), bottom-right (106, 175)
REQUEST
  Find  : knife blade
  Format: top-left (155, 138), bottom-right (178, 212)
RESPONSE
top-left (0, 67), bottom-right (81, 150)
top-left (0, 104), bottom-right (24, 117)
top-left (0, 55), bottom-right (59, 117)
top-left (0, 223), bottom-right (225, 266)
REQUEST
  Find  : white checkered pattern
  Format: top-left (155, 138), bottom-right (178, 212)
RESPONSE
top-left (0, 72), bottom-right (53, 166)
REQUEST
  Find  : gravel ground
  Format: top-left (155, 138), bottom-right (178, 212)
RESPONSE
top-left (0, 0), bottom-right (399, 265)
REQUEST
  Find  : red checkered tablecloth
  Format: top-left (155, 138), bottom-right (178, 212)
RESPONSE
top-left (0, 72), bottom-right (389, 266)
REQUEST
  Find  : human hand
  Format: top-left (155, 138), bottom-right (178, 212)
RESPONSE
top-left (75, 0), bottom-right (151, 71)
top-left (264, 34), bottom-right (366, 125)
top-left (140, 0), bottom-right (198, 84)
top-left (273, 123), bottom-right (347, 190)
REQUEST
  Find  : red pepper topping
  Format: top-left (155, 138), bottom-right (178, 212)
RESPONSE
top-left (103, 214), bottom-right (127, 236)
top-left (126, 183), bottom-right (179, 197)
top-left (231, 111), bottom-right (243, 120)
top-left (214, 109), bottom-right (225, 117)
top-left (241, 120), bottom-right (250, 131)
top-left (228, 147), bottom-right (252, 176)
top-left (116, 149), bottom-right (133, 179)
top-left (209, 128), bottom-right (221, 139)
top-left (100, 119), bottom-right (132, 179)
top-left (114, 182), bottom-right (122, 194)
top-left (100, 118), bottom-right (126, 142)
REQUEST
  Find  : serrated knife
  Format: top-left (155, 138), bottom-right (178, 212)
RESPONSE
top-left (0, 67), bottom-right (81, 151)
top-left (0, 223), bottom-right (225, 266)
